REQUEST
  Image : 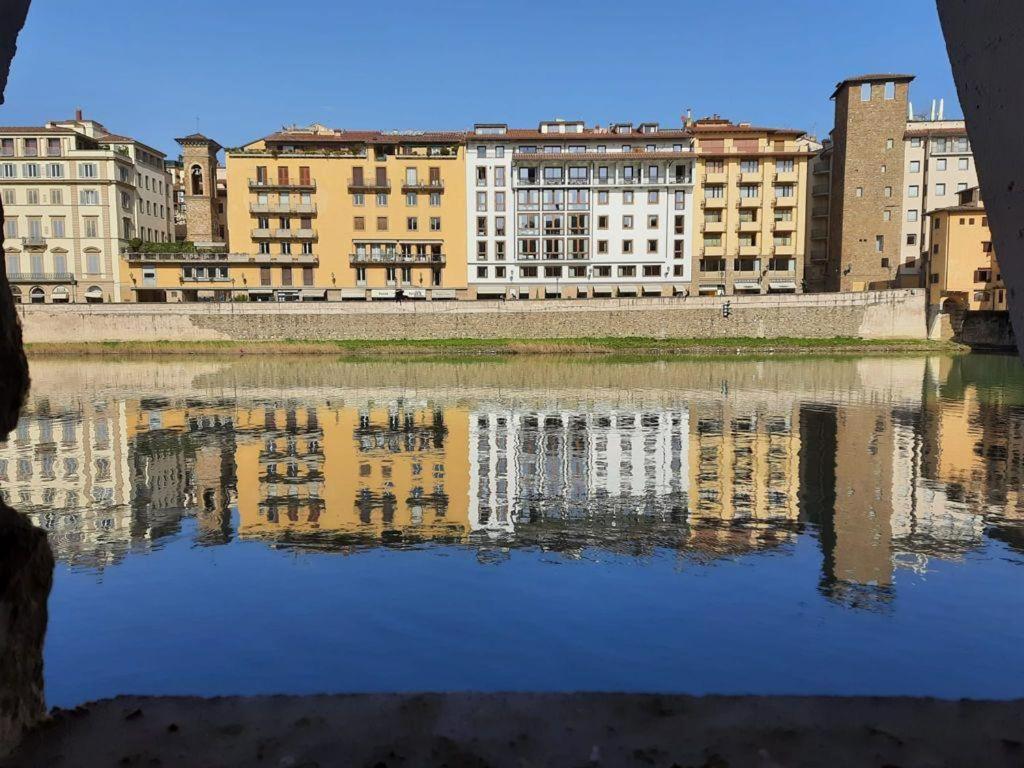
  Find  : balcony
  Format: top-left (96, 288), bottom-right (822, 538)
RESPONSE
top-left (739, 171), bottom-right (762, 184)
top-left (701, 197), bottom-right (726, 209)
top-left (772, 243), bottom-right (796, 256)
top-left (738, 219), bottom-right (760, 233)
top-left (737, 244), bottom-right (761, 258)
top-left (773, 218), bottom-right (796, 231)
top-left (249, 202), bottom-right (317, 215)
top-left (349, 251), bottom-right (445, 265)
top-left (21, 235), bottom-right (47, 250)
top-left (251, 228), bottom-right (317, 239)
top-left (702, 171), bottom-right (727, 184)
top-left (774, 170), bottom-right (798, 183)
top-left (810, 229), bottom-right (828, 240)
top-left (701, 220), bottom-right (725, 234)
top-left (812, 184), bottom-right (829, 196)
top-left (249, 178), bottom-right (316, 191)
top-left (6, 271), bottom-right (75, 283)
top-left (813, 162), bottom-right (831, 175)
top-left (701, 245), bottom-right (725, 257)
top-left (737, 196), bottom-right (761, 208)
top-left (401, 179), bottom-right (445, 193)
top-left (811, 207), bottom-right (829, 218)
top-left (347, 178), bottom-right (391, 193)
top-left (772, 196), bottom-right (797, 208)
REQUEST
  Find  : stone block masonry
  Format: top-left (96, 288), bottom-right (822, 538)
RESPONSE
top-left (17, 289), bottom-right (927, 344)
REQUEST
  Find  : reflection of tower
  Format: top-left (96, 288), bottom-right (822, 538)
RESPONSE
top-left (175, 133), bottom-right (224, 247)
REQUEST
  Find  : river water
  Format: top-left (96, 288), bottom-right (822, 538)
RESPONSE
top-left (4, 354), bottom-right (1024, 706)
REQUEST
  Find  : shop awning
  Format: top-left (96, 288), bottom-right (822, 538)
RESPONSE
top-left (642, 285), bottom-right (661, 295)
top-left (301, 289), bottom-right (326, 299)
top-left (432, 289), bottom-right (457, 299)
top-left (340, 288), bottom-right (366, 299)
top-left (592, 286), bottom-right (613, 295)
top-left (248, 289), bottom-right (273, 296)
top-left (575, 286), bottom-right (588, 297)
top-left (475, 287), bottom-right (505, 297)
top-left (769, 281), bottom-right (797, 291)
top-left (197, 289), bottom-right (216, 299)
top-left (673, 285), bottom-right (690, 295)
top-left (617, 286), bottom-right (638, 295)
top-left (734, 280), bottom-right (761, 291)
top-left (544, 287), bottom-right (560, 296)
top-left (84, 286), bottom-right (103, 299)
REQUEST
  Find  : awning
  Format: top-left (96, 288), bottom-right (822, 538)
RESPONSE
top-left (340, 288), bottom-right (366, 299)
top-left (404, 287), bottom-right (426, 299)
top-left (617, 286), bottom-right (638, 295)
top-left (734, 280), bottom-right (761, 290)
top-left (248, 289), bottom-right (273, 296)
top-left (593, 285), bottom-right (613, 295)
top-left (84, 286), bottom-right (103, 299)
top-left (698, 284), bottom-right (725, 294)
top-left (544, 287), bottom-right (560, 296)
top-left (642, 285), bottom-right (661, 295)
top-left (370, 289), bottom-right (396, 298)
top-left (575, 287), bottom-right (588, 297)
top-left (432, 289), bottom-right (457, 299)
top-left (301, 289), bottom-right (327, 299)
top-left (197, 289), bottom-right (216, 299)
top-left (769, 281), bottom-right (797, 290)
top-left (673, 285), bottom-right (690, 295)
top-left (475, 287), bottom-right (505, 297)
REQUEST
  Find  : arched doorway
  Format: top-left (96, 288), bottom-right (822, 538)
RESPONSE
top-left (29, 286), bottom-right (45, 304)
top-left (51, 286), bottom-right (70, 303)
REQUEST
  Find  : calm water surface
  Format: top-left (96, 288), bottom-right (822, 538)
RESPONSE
top-left (4, 354), bottom-right (1024, 706)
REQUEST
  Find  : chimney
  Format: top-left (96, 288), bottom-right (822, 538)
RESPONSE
top-left (75, 108), bottom-right (83, 121)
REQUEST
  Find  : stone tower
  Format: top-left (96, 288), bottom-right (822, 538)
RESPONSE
top-left (826, 74), bottom-right (913, 292)
top-left (175, 133), bottom-right (223, 247)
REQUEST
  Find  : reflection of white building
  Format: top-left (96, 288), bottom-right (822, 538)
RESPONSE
top-left (469, 407), bottom-right (689, 534)
top-left (0, 398), bottom-right (132, 567)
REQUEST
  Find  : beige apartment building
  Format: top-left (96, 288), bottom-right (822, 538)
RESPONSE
top-left (1, 111), bottom-right (173, 303)
top-left (692, 118), bottom-right (814, 295)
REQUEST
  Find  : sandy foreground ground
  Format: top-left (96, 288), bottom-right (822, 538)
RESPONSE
top-left (7, 693), bottom-right (1024, 767)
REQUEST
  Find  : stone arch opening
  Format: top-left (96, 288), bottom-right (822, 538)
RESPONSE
top-left (9, 285), bottom-right (22, 304)
top-left (190, 164), bottom-right (204, 196)
top-left (28, 286), bottom-right (45, 304)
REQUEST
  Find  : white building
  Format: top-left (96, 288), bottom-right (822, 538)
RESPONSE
top-left (1, 111), bottom-right (173, 303)
top-left (466, 120), bottom-right (696, 299)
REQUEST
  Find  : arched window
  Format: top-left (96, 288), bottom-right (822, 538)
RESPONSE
top-left (190, 164), bottom-right (204, 195)
top-left (10, 286), bottom-right (22, 303)
top-left (51, 286), bottom-right (70, 303)
top-left (29, 286), bottom-right (45, 304)
top-left (85, 285), bottom-right (104, 303)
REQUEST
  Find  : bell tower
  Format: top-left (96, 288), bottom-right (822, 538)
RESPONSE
top-left (175, 133), bottom-right (223, 246)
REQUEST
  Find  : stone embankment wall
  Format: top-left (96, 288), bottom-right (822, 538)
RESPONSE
top-left (18, 289), bottom-right (927, 343)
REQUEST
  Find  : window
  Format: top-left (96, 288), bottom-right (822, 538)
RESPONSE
top-left (495, 266), bottom-right (506, 278)
top-left (885, 138), bottom-right (894, 149)
top-left (622, 239), bottom-right (633, 254)
top-left (429, 192), bottom-right (441, 207)
top-left (740, 159), bottom-right (759, 173)
top-left (855, 187), bottom-right (863, 197)
top-left (376, 216), bottom-right (388, 230)
top-left (495, 146), bottom-right (505, 158)
top-left (704, 185), bottom-right (724, 199)
top-left (907, 210), bottom-right (918, 222)
top-left (909, 160), bottom-right (920, 173)
top-left (618, 265), bottom-right (636, 277)
top-left (958, 157), bottom-right (969, 171)
top-left (597, 190), bottom-right (609, 205)
top-left (622, 215), bottom-right (633, 229)
top-left (597, 240), bottom-right (608, 254)
top-left (911, 137), bottom-right (921, 148)
top-left (937, 158), bottom-right (947, 171)
top-left (406, 216), bottom-right (418, 231)
top-left (477, 241), bottom-right (487, 258)
top-left (495, 191), bottom-right (506, 211)
top-left (22, 163), bottom-right (39, 178)
top-left (884, 81), bottom-right (895, 100)
top-left (936, 183), bottom-right (946, 195)
top-left (883, 186), bottom-right (892, 198)
top-left (597, 215), bottom-right (608, 229)
top-left (476, 146), bottom-right (486, 159)
top-left (883, 210), bottom-right (891, 221)
top-left (957, 182), bottom-right (968, 192)
top-left (0, 138), bottom-right (12, 156)
top-left (739, 185), bottom-right (759, 198)
top-left (775, 159), bottom-right (794, 173)
top-left (476, 266), bottom-right (487, 278)
top-left (430, 217), bottom-right (441, 231)
top-left (0, 162), bottom-right (16, 178)
top-left (983, 241), bottom-right (994, 253)
top-left (405, 193), bottom-right (417, 207)
top-left (86, 252), bottom-right (101, 274)
top-left (51, 216), bottom-right (65, 237)
top-left (83, 217), bottom-right (98, 237)
top-left (908, 185), bottom-right (919, 198)
top-left (774, 184), bottom-right (795, 198)
top-left (906, 234), bottom-right (917, 246)
top-left (78, 162), bottom-right (97, 178)
top-left (476, 191), bottom-right (487, 212)
top-left (623, 191), bottom-right (634, 204)
top-left (354, 216), bottom-right (365, 231)
top-left (881, 258), bottom-right (890, 268)
top-left (647, 190), bottom-right (659, 204)
top-left (25, 188), bottom-right (37, 204)
top-left (520, 266), bottom-right (537, 278)
top-left (860, 83), bottom-right (871, 101)
top-left (646, 239), bottom-right (658, 254)
top-left (674, 190), bottom-right (686, 210)
top-left (594, 265), bottom-right (611, 278)
top-left (643, 265), bottom-right (660, 277)
top-left (880, 164), bottom-right (886, 174)
top-left (875, 235), bottom-right (884, 252)
top-left (375, 193), bottom-right (388, 206)
top-left (647, 214), bottom-right (658, 228)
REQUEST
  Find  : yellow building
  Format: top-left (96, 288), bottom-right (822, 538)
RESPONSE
top-left (691, 118), bottom-right (814, 295)
top-left (927, 187), bottom-right (1006, 311)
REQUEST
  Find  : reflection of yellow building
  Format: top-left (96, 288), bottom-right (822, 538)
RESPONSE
top-left (235, 404), bottom-right (470, 542)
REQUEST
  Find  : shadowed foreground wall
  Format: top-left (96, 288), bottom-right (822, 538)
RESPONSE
top-left (0, 0), bottom-right (55, 759)
top-left (17, 290), bottom-right (927, 343)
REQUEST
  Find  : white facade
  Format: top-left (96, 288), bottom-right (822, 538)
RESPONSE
top-left (466, 120), bottom-right (695, 299)
top-left (900, 119), bottom-right (977, 275)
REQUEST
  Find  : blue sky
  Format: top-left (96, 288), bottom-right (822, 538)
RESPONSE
top-left (1, 0), bottom-right (959, 158)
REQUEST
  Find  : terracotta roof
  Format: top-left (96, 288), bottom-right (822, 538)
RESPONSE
top-left (0, 126), bottom-right (76, 134)
top-left (903, 125), bottom-right (969, 138)
top-left (474, 127), bottom-right (691, 141)
top-left (690, 121), bottom-right (805, 138)
top-left (512, 150), bottom-right (693, 161)
top-left (97, 132), bottom-right (167, 158)
top-left (262, 129), bottom-right (466, 145)
top-left (831, 73), bottom-right (914, 99)
top-left (930, 203), bottom-right (985, 215)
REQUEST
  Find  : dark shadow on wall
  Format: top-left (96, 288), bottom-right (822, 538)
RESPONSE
top-left (0, 0), bottom-right (55, 759)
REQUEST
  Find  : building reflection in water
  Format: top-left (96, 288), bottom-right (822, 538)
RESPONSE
top-left (2, 355), bottom-right (1024, 608)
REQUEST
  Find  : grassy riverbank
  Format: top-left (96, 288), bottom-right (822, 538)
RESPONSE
top-left (25, 336), bottom-right (962, 357)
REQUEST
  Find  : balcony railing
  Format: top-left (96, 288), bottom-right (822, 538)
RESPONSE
top-left (349, 252), bottom-right (445, 265)
top-left (249, 178), bottom-right (316, 191)
top-left (21, 235), bottom-right (46, 249)
top-left (401, 179), bottom-right (444, 193)
top-left (347, 178), bottom-right (391, 192)
top-left (249, 203), bottom-right (317, 215)
top-left (6, 271), bottom-right (75, 283)
top-left (812, 184), bottom-right (829, 196)
top-left (251, 228), bottom-right (317, 239)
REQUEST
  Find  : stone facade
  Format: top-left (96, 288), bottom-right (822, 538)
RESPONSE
top-left (826, 75), bottom-right (913, 292)
top-left (176, 134), bottom-right (222, 246)
top-left (18, 290), bottom-right (928, 343)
